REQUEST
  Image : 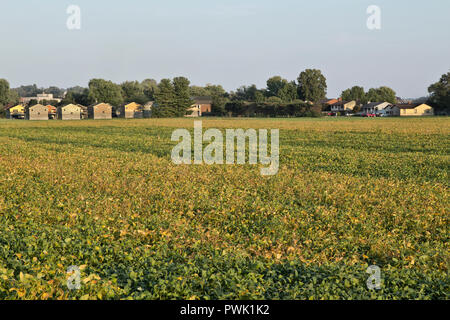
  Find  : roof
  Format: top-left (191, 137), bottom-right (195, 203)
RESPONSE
top-left (192, 96), bottom-right (213, 104)
top-left (26, 104), bottom-right (46, 110)
top-left (393, 103), bottom-right (429, 109)
top-left (58, 104), bottom-right (82, 109)
top-left (362, 102), bottom-right (390, 108)
top-left (123, 102), bottom-right (142, 107)
top-left (319, 98), bottom-right (340, 105)
top-left (89, 103), bottom-right (112, 108)
top-left (330, 100), bottom-right (354, 106)
top-left (4, 104), bottom-right (24, 110)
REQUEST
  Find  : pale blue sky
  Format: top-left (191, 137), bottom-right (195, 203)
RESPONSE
top-left (0, 0), bottom-right (449, 98)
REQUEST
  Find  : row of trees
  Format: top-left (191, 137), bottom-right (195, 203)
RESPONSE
top-left (1, 70), bottom-right (448, 117)
top-left (230, 69), bottom-right (327, 104)
top-left (340, 86), bottom-right (397, 105)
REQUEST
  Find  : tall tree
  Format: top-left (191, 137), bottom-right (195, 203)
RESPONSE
top-left (141, 79), bottom-right (159, 101)
top-left (173, 77), bottom-right (193, 116)
top-left (341, 86), bottom-right (367, 104)
top-left (88, 79), bottom-right (124, 106)
top-left (0, 79), bottom-right (10, 106)
top-left (297, 69), bottom-right (327, 103)
top-left (154, 78), bottom-right (176, 117)
top-left (266, 76), bottom-right (288, 97)
top-left (428, 72), bottom-right (450, 114)
top-left (121, 81), bottom-right (147, 104)
top-left (366, 86), bottom-right (396, 104)
top-left (278, 81), bottom-right (298, 102)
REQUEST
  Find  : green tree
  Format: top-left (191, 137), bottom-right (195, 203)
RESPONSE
top-left (154, 78), bottom-right (176, 117)
top-left (366, 86), bottom-right (396, 104)
top-left (266, 76), bottom-right (288, 97)
top-left (7, 89), bottom-right (19, 105)
top-left (121, 81), bottom-right (147, 104)
top-left (278, 81), bottom-right (298, 102)
top-left (0, 79), bottom-right (10, 106)
top-left (341, 86), bottom-right (367, 104)
top-left (88, 79), bottom-right (124, 106)
top-left (173, 77), bottom-right (193, 116)
top-left (266, 77), bottom-right (298, 102)
top-left (297, 69), bottom-right (327, 103)
top-left (428, 72), bottom-right (450, 114)
top-left (189, 86), bottom-right (209, 97)
top-left (141, 79), bottom-right (159, 101)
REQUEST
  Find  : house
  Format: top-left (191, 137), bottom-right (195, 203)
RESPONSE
top-left (143, 101), bottom-right (153, 118)
top-left (186, 97), bottom-right (213, 117)
top-left (329, 100), bottom-right (357, 113)
top-left (387, 103), bottom-right (434, 116)
top-left (88, 103), bottom-right (112, 119)
top-left (116, 102), bottom-right (143, 119)
top-left (5, 104), bottom-right (25, 119)
top-left (25, 104), bottom-right (48, 120)
top-left (46, 105), bottom-right (57, 119)
top-left (361, 102), bottom-right (391, 115)
top-left (57, 104), bottom-right (82, 120)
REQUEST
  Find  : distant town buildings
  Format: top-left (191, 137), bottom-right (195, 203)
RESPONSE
top-left (20, 93), bottom-right (62, 104)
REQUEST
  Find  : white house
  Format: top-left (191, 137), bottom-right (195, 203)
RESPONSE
top-left (361, 102), bottom-right (391, 115)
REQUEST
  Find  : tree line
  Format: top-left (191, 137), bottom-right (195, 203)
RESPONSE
top-left (1, 70), bottom-right (449, 117)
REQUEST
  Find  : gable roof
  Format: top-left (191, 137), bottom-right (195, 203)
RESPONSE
top-left (4, 104), bottom-right (24, 111)
top-left (362, 102), bottom-right (391, 108)
top-left (192, 96), bottom-right (213, 104)
top-left (393, 103), bottom-right (430, 109)
top-left (27, 104), bottom-right (46, 110)
top-left (330, 100), bottom-right (355, 106)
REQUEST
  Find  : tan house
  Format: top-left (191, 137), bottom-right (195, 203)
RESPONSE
top-left (88, 103), bottom-right (112, 119)
top-left (387, 103), bottom-right (434, 116)
top-left (186, 97), bottom-right (213, 117)
top-left (26, 104), bottom-right (48, 120)
top-left (57, 104), bottom-right (82, 120)
top-left (116, 102), bottom-right (143, 119)
top-left (329, 100), bottom-right (357, 113)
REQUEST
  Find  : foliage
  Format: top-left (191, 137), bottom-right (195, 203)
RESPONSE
top-left (366, 87), bottom-right (396, 104)
top-left (266, 76), bottom-right (298, 102)
top-left (61, 88), bottom-right (92, 107)
top-left (88, 79), bottom-right (124, 106)
top-left (141, 79), bottom-right (159, 101)
top-left (341, 86), bottom-right (367, 104)
top-left (121, 81), bottom-right (148, 105)
top-left (428, 72), bottom-right (450, 114)
top-left (153, 79), bottom-right (177, 117)
top-left (12, 84), bottom-right (41, 98)
top-left (297, 69), bottom-right (327, 103)
top-left (0, 117), bottom-right (448, 300)
top-left (225, 100), bottom-right (320, 117)
top-left (173, 77), bottom-right (194, 117)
